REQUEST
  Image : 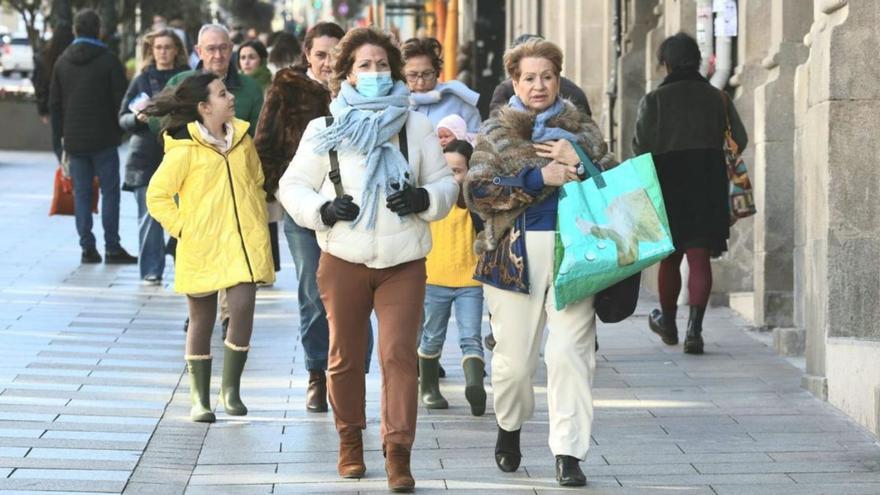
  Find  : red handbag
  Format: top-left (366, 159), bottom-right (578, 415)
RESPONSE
top-left (49, 166), bottom-right (99, 216)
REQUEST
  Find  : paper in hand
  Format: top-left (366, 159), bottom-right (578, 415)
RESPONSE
top-left (128, 92), bottom-right (150, 114)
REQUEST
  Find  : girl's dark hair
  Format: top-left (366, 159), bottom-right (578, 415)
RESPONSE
top-left (443, 139), bottom-right (473, 162)
top-left (42, 24), bottom-right (74, 75)
top-left (142, 72), bottom-right (220, 136)
top-left (238, 39), bottom-right (268, 67)
top-left (401, 37), bottom-right (443, 73)
top-left (301, 21), bottom-right (345, 67)
top-left (657, 32), bottom-right (701, 73)
top-left (268, 32), bottom-right (302, 68)
top-left (330, 27), bottom-right (404, 95)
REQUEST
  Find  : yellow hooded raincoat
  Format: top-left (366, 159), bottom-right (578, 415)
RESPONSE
top-left (147, 119), bottom-right (275, 294)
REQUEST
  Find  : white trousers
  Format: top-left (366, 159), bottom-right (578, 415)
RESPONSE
top-left (484, 230), bottom-right (597, 460)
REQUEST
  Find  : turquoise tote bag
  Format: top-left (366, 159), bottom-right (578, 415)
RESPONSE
top-left (553, 148), bottom-right (674, 310)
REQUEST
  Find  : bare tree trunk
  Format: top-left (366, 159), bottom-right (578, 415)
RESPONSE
top-left (99, 0), bottom-right (119, 55)
top-left (51, 0), bottom-right (73, 28)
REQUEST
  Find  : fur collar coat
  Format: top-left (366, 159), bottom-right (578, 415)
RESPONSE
top-left (464, 99), bottom-right (617, 293)
top-left (253, 68), bottom-right (331, 200)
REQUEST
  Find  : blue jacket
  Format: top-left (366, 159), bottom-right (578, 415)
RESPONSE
top-left (118, 65), bottom-right (187, 190)
top-left (410, 80), bottom-right (482, 133)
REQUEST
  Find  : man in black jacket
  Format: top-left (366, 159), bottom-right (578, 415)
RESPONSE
top-left (50, 9), bottom-right (136, 265)
top-left (489, 34), bottom-right (592, 117)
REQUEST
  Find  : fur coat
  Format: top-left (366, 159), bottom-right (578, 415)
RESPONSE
top-left (464, 99), bottom-right (617, 293)
top-left (253, 68), bottom-right (331, 201)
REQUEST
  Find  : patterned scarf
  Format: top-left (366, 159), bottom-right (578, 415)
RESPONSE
top-left (313, 80), bottom-right (411, 229)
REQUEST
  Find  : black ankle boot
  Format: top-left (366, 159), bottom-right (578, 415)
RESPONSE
top-left (648, 308), bottom-right (679, 345)
top-left (555, 455), bottom-right (586, 486)
top-left (494, 426), bottom-right (521, 472)
top-left (683, 306), bottom-right (706, 354)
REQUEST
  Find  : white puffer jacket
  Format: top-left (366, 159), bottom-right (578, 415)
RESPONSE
top-left (278, 110), bottom-right (459, 269)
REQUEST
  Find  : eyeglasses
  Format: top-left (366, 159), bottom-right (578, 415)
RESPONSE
top-left (404, 70), bottom-right (437, 82)
top-left (201, 44), bottom-right (231, 55)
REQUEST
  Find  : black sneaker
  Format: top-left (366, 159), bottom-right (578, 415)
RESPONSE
top-left (81, 248), bottom-right (102, 264)
top-left (105, 248), bottom-right (138, 265)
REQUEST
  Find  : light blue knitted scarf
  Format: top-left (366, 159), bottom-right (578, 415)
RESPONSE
top-left (313, 80), bottom-right (412, 229)
top-left (508, 95), bottom-right (579, 143)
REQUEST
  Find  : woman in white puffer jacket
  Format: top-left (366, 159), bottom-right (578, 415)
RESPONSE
top-left (277, 27), bottom-right (457, 493)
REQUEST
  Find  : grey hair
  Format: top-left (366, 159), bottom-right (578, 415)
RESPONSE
top-left (197, 24), bottom-right (230, 44)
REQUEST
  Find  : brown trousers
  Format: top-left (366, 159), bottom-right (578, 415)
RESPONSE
top-left (317, 252), bottom-right (426, 448)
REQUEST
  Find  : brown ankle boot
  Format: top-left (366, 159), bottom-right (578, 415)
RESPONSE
top-left (337, 429), bottom-right (366, 479)
top-left (384, 442), bottom-right (415, 493)
top-left (306, 369), bottom-right (328, 412)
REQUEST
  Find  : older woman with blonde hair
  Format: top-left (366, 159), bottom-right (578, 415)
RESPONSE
top-left (278, 27), bottom-right (458, 492)
top-left (118, 29), bottom-right (189, 283)
top-left (465, 38), bottom-right (616, 487)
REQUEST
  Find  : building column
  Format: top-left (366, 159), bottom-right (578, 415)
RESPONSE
top-left (710, 0), bottom-right (771, 309)
top-left (751, 0), bottom-right (812, 331)
top-left (795, 1), bottom-right (880, 435)
top-left (617, 0), bottom-right (661, 159)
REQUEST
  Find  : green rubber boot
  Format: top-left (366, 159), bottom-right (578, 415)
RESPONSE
top-left (186, 357), bottom-right (215, 423)
top-left (219, 342), bottom-right (249, 416)
top-left (419, 356), bottom-right (448, 409)
top-left (462, 357), bottom-right (487, 416)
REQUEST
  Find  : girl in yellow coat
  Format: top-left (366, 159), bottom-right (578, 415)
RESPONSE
top-left (145, 72), bottom-right (275, 423)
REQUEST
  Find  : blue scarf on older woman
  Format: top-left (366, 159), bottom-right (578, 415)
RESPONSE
top-left (508, 94), bottom-right (579, 143)
top-left (313, 80), bottom-right (412, 229)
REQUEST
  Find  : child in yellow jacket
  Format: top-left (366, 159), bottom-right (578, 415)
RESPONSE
top-left (144, 72), bottom-right (274, 423)
top-left (419, 139), bottom-right (487, 416)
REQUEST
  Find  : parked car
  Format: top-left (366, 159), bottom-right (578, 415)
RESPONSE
top-left (0, 35), bottom-right (34, 77)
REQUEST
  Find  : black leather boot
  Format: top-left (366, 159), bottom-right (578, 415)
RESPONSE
top-left (494, 426), bottom-right (521, 472)
top-left (683, 306), bottom-right (706, 354)
top-left (555, 455), bottom-right (586, 486)
top-left (648, 308), bottom-right (679, 345)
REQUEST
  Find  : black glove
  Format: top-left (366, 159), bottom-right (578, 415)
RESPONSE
top-left (320, 194), bottom-right (360, 226)
top-left (386, 184), bottom-right (430, 216)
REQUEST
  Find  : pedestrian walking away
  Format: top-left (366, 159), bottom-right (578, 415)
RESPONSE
top-left (418, 139), bottom-right (487, 416)
top-left (119, 29), bottom-right (189, 284)
top-left (144, 72), bottom-right (275, 423)
top-left (633, 32), bottom-right (748, 355)
top-left (278, 27), bottom-right (458, 493)
top-left (32, 24), bottom-right (74, 161)
top-left (464, 37), bottom-right (617, 487)
top-left (254, 21), bottom-right (374, 414)
top-left (49, 9), bottom-right (137, 265)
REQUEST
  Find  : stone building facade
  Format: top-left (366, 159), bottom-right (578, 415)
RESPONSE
top-left (504, 0), bottom-right (880, 435)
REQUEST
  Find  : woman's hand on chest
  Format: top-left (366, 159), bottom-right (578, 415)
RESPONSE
top-left (533, 139), bottom-right (579, 166)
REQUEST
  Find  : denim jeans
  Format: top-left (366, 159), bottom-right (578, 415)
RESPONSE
top-left (68, 146), bottom-right (122, 252)
top-left (133, 186), bottom-right (165, 279)
top-left (283, 212), bottom-right (373, 371)
top-left (419, 284), bottom-right (485, 359)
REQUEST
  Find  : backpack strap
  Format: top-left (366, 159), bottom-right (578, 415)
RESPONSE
top-left (398, 123), bottom-right (409, 163)
top-left (325, 116), bottom-right (409, 198)
top-left (325, 116), bottom-right (344, 198)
